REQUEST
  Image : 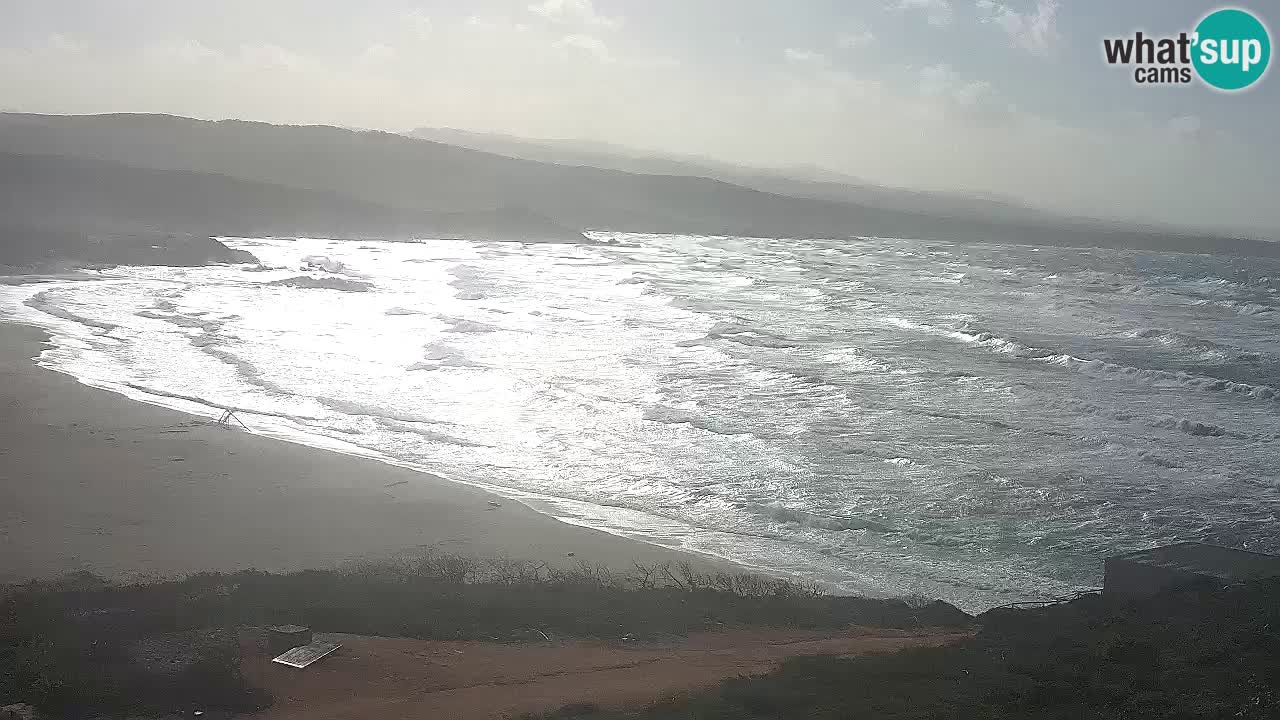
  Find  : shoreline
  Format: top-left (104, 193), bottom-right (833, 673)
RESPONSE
top-left (0, 320), bottom-right (729, 585)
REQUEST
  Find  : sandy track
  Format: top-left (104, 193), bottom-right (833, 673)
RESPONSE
top-left (245, 627), bottom-right (967, 720)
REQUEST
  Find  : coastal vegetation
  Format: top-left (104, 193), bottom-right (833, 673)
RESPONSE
top-left (0, 553), bottom-right (966, 718)
top-left (533, 578), bottom-right (1280, 719)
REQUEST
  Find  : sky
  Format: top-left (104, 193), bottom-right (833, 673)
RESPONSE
top-left (2, 0), bottom-right (1279, 235)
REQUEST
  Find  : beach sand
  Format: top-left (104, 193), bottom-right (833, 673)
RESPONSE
top-left (0, 321), bottom-right (718, 584)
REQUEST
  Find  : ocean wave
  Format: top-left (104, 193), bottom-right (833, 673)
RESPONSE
top-left (376, 418), bottom-right (491, 448)
top-left (1043, 354), bottom-right (1280, 402)
top-left (1125, 328), bottom-right (1233, 361)
top-left (119, 382), bottom-right (318, 422)
top-left (301, 254), bottom-right (346, 273)
top-left (961, 331), bottom-right (1280, 403)
top-left (748, 502), bottom-right (893, 533)
top-left (642, 405), bottom-right (752, 436)
top-left (135, 309), bottom-right (226, 333)
top-left (884, 315), bottom-right (1280, 403)
top-left (266, 276), bottom-right (374, 292)
top-left (1193, 299), bottom-right (1274, 316)
top-left (1150, 416), bottom-right (1228, 437)
top-left (315, 396), bottom-right (444, 425)
top-left (438, 315), bottom-right (504, 333)
top-left (187, 340), bottom-right (297, 398)
top-left (912, 408), bottom-right (1017, 432)
top-left (949, 326), bottom-right (1041, 356)
top-left (447, 264), bottom-right (488, 287)
top-left (677, 321), bottom-right (801, 349)
top-left (408, 342), bottom-right (485, 370)
top-left (882, 316), bottom-right (1048, 359)
top-left (25, 291), bottom-right (117, 332)
top-left (1137, 450), bottom-right (1183, 468)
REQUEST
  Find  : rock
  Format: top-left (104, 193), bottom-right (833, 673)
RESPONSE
top-left (0, 703), bottom-right (40, 720)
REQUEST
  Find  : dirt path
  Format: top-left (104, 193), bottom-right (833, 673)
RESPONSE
top-left (245, 627), bottom-right (967, 720)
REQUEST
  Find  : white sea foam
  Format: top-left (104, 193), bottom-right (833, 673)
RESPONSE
top-left (4, 232), bottom-right (1279, 612)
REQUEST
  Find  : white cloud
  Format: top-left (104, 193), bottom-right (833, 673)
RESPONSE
top-left (357, 43), bottom-right (397, 65)
top-left (918, 63), bottom-right (990, 102)
top-left (237, 44), bottom-right (309, 71)
top-left (553, 34), bottom-right (613, 62)
top-left (976, 0), bottom-right (1060, 55)
top-left (402, 8), bottom-right (432, 36)
top-left (529, 0), bottom-right (621, 29)
top-left (784, 48), bottom-right (826, 65)
top-left (3, 5), bottom-right (1274, 233)
top-left (837, 25), bottom-right (876, 49)
top-left (47, 33), bottom-right (86, 54)
top-left (142, 39), bottom-right (220, 65)
top-left (889, 0), bottom-right (953, 27)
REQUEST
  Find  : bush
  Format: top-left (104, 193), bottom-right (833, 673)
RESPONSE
top-left (524, 578), bottom-right (1280, 720)
top-left (1, 555), bottom-right (970, 718)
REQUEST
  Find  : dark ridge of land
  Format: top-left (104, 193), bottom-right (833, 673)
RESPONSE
top-left (2, 113), bottom-right (1276, 258)
top-left (531, 578), bottom-right (1280, 720)
top-left (403, 126), bottom-right (1060, 224)
top-left (0, 222), bottom-right (255, 271)
top-left (0, 150), bottom-right (584, 269)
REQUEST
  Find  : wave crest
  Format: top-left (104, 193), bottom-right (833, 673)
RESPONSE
top-left (749, 502), bottom-right (893, 533)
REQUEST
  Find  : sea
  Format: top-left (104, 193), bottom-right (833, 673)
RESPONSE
top-left (4, 232), bottom-right (1279, 612)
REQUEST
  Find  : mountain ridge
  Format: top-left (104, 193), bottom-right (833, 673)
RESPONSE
top-left (1, 112), bottom-right (1276, 259)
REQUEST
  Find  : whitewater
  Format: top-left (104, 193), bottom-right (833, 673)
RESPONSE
top-left (4, 232), bottom-right (1279, 611)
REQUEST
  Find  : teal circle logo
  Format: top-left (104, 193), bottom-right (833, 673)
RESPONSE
top-left (1192, 8), bottom-right (1270, 91)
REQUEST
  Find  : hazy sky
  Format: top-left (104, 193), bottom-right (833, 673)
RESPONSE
top-left (3, 1), bottom-right (1279, 234)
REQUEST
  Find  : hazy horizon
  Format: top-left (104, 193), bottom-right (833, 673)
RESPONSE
top-left (3, 1), bottom-right (1279, 235)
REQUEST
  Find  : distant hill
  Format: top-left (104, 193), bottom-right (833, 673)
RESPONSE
top-left (1, 113), bottom-right (1276, 258)
top-left (405, 126), bottom-right (1055, 225)
top-left (0, 151), bottom-right (581, 268)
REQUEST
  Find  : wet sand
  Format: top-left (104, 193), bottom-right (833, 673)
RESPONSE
top-left (0, 322), bottom-right (720, 584)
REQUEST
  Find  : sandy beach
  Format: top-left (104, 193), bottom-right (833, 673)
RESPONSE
top-left (0, 321), bottom-right (718, 585)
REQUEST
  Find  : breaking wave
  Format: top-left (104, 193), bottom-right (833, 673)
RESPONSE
top-left (266, 276), bottom-right (374, 292)
top-left (1043, 354), bottom-right (1280, 402)
top-left (885, 316), bottom-right (1280, 402)
top-left (438, 316), bottom-right (505, 334)
top-left (409, 342), bottom-right (485, 370)
top-left (749, 502), bottom-right (894, 533)
top-left (677, 321), bottom-right (801, 349)
top-left (1150, 416), bottom-right (1230, 437)
top-left (642, 405), bottom-right (753, 436)
top-left (25, 291), bottom-right (117, 332)
top-left (10, 232), bottom-right (1280, 613)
